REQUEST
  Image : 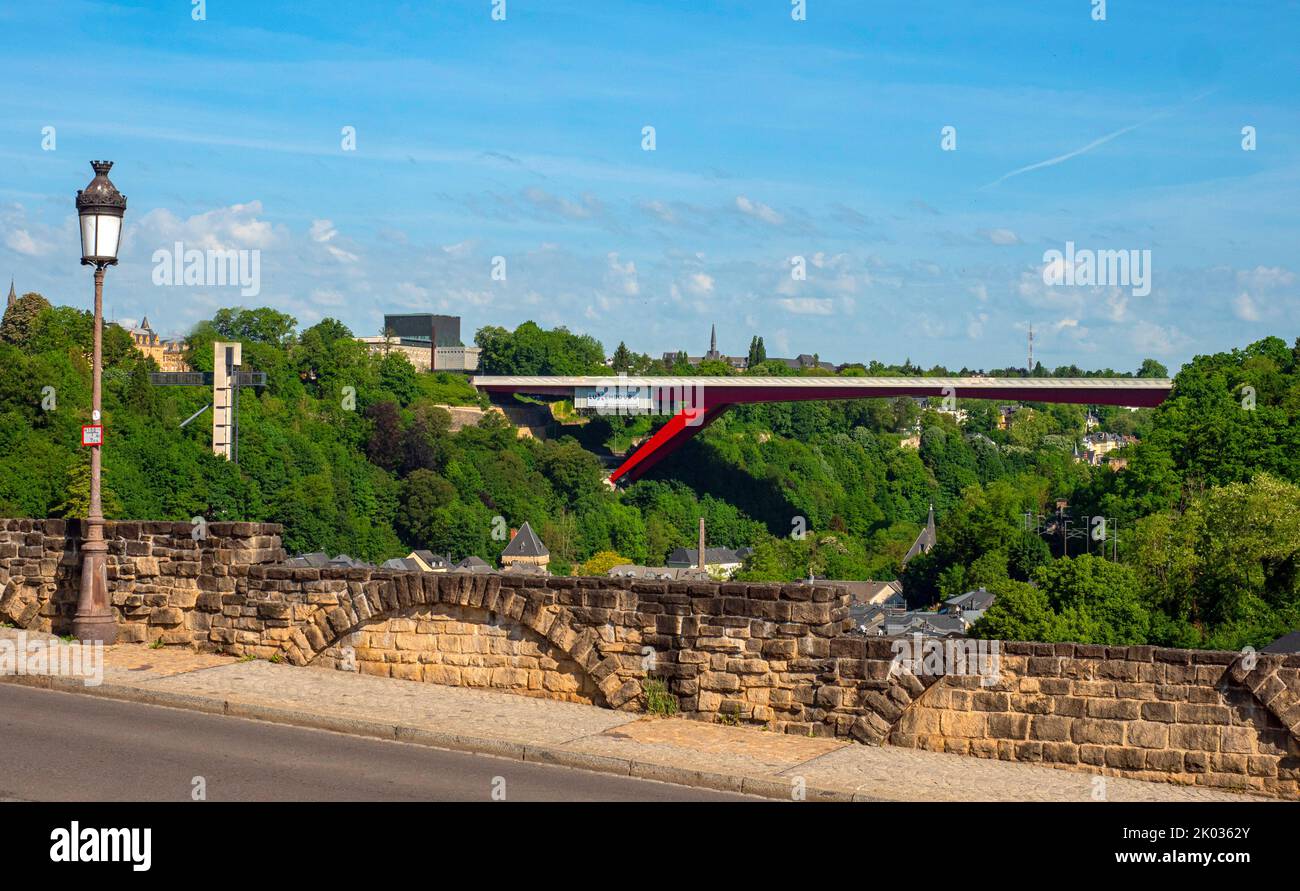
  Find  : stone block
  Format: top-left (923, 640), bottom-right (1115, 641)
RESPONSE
top-left (1041, 741), bottom-right (1079, 764)
top-left (1071, 719), bottom-right (1124, 746)
top-left (1170, 723), bottom-right (1219, 752)
top-left (1219, 726), bottom-right (1256, 754)
top-left (1086, 699), bottom-right (1141, 720)
top-left (987, 713), bottom-right (1029, 740)
top-left (1125, 721), bottom-right (1169, 749)
top-left (1104, 747), bottom-right (1145, 770)
top-left (1176, 702), bottom-right (1231, 725)
top-left (699, 671), bottom-right (740, 693)
top-left (1140, 701), bottom-right (1177, 723)
top-left (1029, 715), bottom-right (1073, 742)
top-left (148, 607), bottom-right (185, 626)
top-left (939, 710), bottom-right (986, 739)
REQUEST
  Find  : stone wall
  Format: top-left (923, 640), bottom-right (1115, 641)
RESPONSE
top-left (217, 563), bottom-right (851, 714)
top-left (314, 604), bottom-right (602, 703)
top-left (880, 640), bottom-right (1300, 798)
top-left (0, 518), bottom-right (283, 645)
top-left (3, 518), bottom-right (1298, 798)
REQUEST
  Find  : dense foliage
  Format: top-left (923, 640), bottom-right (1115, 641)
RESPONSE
top-left (3, 305), bottom-right (1297, 649)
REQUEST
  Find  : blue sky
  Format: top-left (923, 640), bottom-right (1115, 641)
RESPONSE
top-left (2, 0), bottom-right (1298, 370)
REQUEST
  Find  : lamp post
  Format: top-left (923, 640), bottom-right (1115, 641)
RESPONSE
top-left (72, 160), bottom-right (126, 644)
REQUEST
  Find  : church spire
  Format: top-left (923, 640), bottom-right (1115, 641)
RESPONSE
top-left (6, 279), bottom-right (15, 309)
top-left (709, 323), bottom-right (717, 357)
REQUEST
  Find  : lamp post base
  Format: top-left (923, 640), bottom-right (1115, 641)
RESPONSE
top-left (73, 540), bottom-right (117, 645)
top-left (71, 610), bottom-right (118, 645)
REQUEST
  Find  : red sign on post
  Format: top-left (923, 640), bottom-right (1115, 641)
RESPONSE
top-left (81, 425), bottom-right (103, 447)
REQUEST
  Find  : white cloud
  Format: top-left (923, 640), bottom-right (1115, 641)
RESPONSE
top-left (606, 252), bottom-right (639, 297)
top-left (4, 229), bottom-right (46, 256)
top-left (136, 201), bottom-right (276, 252)
top-left (687, 272), bottom-right (714, 295)
top-left (309, 288), bottom-right (345, 307)
top-left (978, 228), bottom-right (1020, 245)
top-left (642, 200), bottom-right (678, 225)
top-left (308, 218), bottom-right (358, 262)
top-left (440, 240), bottom-right (475, 258)
top-left (735, 195), bottom-right (783, 226)
top-left (778, 297), bottom-right (833, 315)
top-left (1236, 266), bottom-right (1295, 290)
top-left (1130, 320), bottom-right (1181, 356)
top-left (522, 187), bottom-right (602, 220)
top-left (309, 220), bottom-right (337, 243)
top-left (1104, 288), bottom-right (1129, 322)
top-left (1233, 291), bottom-right (1261, 321)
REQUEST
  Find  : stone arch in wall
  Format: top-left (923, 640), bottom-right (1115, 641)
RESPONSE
top-left (268, 572), bottom-right (638, 709)
top-left (312, 602), bottom-right (605, 704)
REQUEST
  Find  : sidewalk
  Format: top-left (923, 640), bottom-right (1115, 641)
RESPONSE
top-left (0, 629), bottom-right (1258, 802)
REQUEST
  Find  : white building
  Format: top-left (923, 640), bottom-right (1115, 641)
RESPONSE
top-left (357, 336), bottom-right (481, 372)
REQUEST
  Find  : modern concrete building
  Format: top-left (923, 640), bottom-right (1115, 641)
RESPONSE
top-left (358, 336), bottom-right (480, 372)
top-left (383, 313), bottom-right (462, 347)
top-left (359, 313), bottom-right (479, 371)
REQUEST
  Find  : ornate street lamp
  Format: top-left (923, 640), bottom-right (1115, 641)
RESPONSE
top-left (73, 160), bottom-right (126, 643)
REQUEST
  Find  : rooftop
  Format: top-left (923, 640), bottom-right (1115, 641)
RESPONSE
top-left (500, 521), bottom-right (549, 559)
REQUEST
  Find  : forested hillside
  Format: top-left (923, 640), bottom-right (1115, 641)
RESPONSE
top-left (3, 299), bottom-right (1298, 649)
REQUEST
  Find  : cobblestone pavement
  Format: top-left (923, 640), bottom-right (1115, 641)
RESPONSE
top-left (0, 631), bottom-right (1262, 801)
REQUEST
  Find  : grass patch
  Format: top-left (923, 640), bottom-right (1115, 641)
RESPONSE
top-left (642, 678), bottom-right (679, 717)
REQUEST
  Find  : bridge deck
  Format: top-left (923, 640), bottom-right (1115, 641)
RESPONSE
top-left (472, 374), bottom-right (1172, 393)
top-left (469, 375), bottom-right (1174, 482)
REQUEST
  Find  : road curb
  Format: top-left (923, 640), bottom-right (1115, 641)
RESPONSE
top-left (0, 673), bottom-right (850, 801)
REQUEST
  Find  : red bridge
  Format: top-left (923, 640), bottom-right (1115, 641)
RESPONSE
top-left (470, 375), bottom-right (1174, 484)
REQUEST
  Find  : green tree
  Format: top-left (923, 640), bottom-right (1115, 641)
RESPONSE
top-left (0, 292), bottom-right (53, 344)
top-left (1137, 358), bottom-right (1169, 378)
top-left (396, 469), bottom-right (456, 546)
top-left (969, 579), bottom-right (1057, 642)
top-left (611, 341), bottom-right (632, 372)
top-left (211, 307), bottom-right (297, 346)
top-left (1036, 555), bottom-right (1151, 644)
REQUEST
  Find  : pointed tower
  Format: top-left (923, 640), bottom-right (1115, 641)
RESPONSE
top-left (902, 503), bottom-right (938, 566)
top-left (6, 279), bottom-right (15, 309)
top-left (499, 520), bottom-right (550, 573)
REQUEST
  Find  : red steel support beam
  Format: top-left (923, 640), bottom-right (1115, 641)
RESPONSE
top-left (610, 403), bottom-right (731, 484)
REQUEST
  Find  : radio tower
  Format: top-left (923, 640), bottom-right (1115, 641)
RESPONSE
top-left (1027, 325), bottom-right (1034, 374)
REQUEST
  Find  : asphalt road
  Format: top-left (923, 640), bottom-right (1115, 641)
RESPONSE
top-left (0, 684), bottom-right (757, 802)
